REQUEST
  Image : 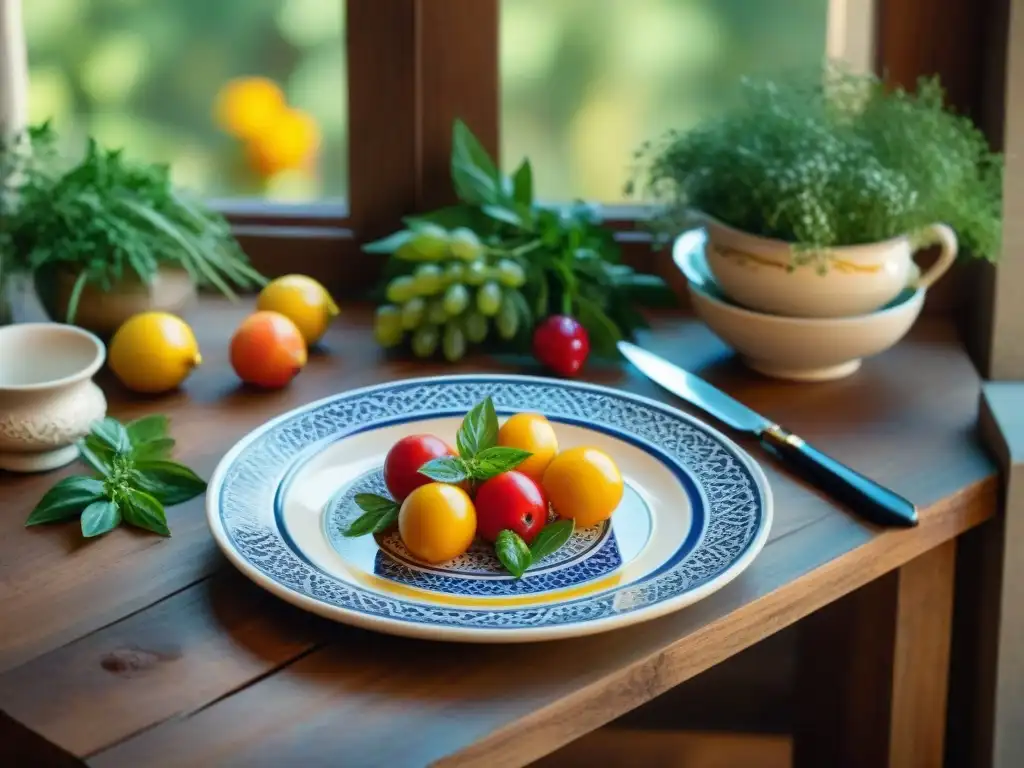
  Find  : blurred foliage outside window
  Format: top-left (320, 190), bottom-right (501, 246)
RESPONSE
top-left (501, 0), bottom-right (828, 202)
top-left (23, 0), bottom-right (827, 205)
top-left (23, 0), bottom-right (347, 203)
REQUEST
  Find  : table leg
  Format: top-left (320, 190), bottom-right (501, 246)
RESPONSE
top-left (793, 539), bottom-right (956, 768)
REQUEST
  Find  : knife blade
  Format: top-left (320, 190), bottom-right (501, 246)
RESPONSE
top-left (618, 341), bottom-right (918, 528)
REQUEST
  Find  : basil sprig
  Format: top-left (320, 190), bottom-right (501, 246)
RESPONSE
top-left (343, 397), bottom-right (580, 580)
top-left (496, 519), bottom-right (575, 579)
top-left (25, 415), bottom-right (205, 538)
top-left (346, 396), bottom-right (532, 535)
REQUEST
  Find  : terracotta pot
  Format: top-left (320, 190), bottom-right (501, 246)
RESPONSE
top-left (45, 267), bottom-right (197, 336)
top-left (702, 217), bottom-right (957, 318)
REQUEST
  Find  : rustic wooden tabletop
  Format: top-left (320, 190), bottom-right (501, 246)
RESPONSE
top-left (0, 302), bottom-right (997, 767)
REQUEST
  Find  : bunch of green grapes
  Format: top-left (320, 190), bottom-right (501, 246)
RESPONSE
top-left (373, 224), bottom-right (527, 361)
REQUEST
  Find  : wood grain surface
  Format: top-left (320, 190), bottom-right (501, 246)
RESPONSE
top-left (0, 302), bottom-right (997, 767)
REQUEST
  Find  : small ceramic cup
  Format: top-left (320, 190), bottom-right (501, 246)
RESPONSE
top-left (0, 323), bottom-right (107, 472)
top-left (675, 230), bottom-right (925, 381)
top-left (703, 217), bottom-right (956, 318)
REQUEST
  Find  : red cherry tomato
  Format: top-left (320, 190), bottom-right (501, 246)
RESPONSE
top-left (474, 470), bottom-right (548, 544)
top-left (532, 315), bottom-right (590, 377)
top-left (384, 435), bottom-right (455, 501)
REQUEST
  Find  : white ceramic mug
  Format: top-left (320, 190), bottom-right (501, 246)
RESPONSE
top-left (0, 323), bottom-right (107, 472)
top-left (703, 218), bottom-right (957, 318)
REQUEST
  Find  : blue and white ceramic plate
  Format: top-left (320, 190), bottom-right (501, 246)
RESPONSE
top-left (207, 375), bottom-right (772, 643)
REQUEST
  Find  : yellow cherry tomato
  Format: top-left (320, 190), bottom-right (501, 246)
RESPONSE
top-left (398, 483), bottom-right (477, 564)
top-left (542, 446), bottom-right (624, 528)
top-left (497, 412), bottom-right (559, 483)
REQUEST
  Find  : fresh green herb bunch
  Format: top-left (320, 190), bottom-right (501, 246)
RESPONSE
top-left (25, 415), bottom-right (206, 538)
top-left (629, 66), bottom-right (1003, 260)
top-left (0, 122), bottom-right (265, 323)
top-left (366, 120), bottom-right (674, 361)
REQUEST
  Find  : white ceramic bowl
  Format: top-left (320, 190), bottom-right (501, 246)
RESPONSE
top-left (0, 323), bottom-right (108, 472)
top-left (674, 230), bottom-right (925, 381)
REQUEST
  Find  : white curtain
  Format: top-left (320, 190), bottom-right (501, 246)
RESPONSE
top-left (0, 0), bottom-right (27, 135)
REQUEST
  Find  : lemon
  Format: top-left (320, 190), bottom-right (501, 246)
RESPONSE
top-left (109, 312), bottom-right (202, 394)
top-left (256, 275), bottom-right (339, 345)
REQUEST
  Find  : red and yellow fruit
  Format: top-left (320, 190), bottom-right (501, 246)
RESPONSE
top-left (398, 483), bottom-right (477, 564)
top-left (474, 470), bottom-right (548, 544)
top-left (384, 434), bottom-right (456, 501)
top-left (496, 412), bottom-right (558, 483)
top-left (542, 446), bottom-right (623, 528)
top-left (230, 311), bottom-right (307, 388)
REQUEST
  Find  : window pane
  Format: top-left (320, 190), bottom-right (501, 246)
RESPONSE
top-left (501, 0), bottom-right (829, 202)
top-left (24, 0), bottom-right (346, 202)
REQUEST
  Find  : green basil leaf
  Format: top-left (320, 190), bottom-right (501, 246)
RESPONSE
top-left (26, 476), bottom-right (106, 526)
top-left (122, 488), bottom-right (171, 536)
top-left (125, 414), bottom-right (168, 446)
top-left (132, 437), bottom-right (176, 461)
top-left (452, 160), bottom-right (500, 206)
top-left (481, 205), bottom-right (524, 229)
top-left (418, 456), bottom-right (470, 484)
top-left (131, 460), bottom-right (207, 506)
top-left (77, 438), bottom-right (113, 476)
top-left (80, 499), bottom-right (121, 538)
top-left (343, 495), bottom-right (401, 537)
top-left (573, 294), bottom-right (623, 357)
top-left (512, 159), bottom-right (533, 206)
top-left (456, 396), bottom-right (498, 459)
top-left (354, 493), bottom-right (400, 515)
top-left (495, 529), bottom-right (532, 578)
top-left (529, 519), bottom-right (575, 562)
top-left (90, 417), bottom-right (131, 454)
top-left (471, 447), bottom-right (533, 480)
top-left (362, 229), bottom-right (415, 255)
top-left (452, 118), bottom-right (501, 184)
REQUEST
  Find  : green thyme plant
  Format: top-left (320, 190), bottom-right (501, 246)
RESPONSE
top-left (25, 415), bottom-right (205, 538)
top-left (629, 66), bottom-right (1003, 260)
top-left (0, 122), bottom-right (264, 323)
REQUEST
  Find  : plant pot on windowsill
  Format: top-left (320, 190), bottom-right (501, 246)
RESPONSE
top-left (701, 216), bottom-right (957, 318)
top-left (629, 66), bottom-right (1003, 318)
top-left (35, 265), bottom-right (197, 336)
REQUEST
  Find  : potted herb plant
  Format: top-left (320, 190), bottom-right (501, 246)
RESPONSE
top-left (0, 123), bottom-right (264, 334)
top-left (629, 67), bottom-right (1003, 318)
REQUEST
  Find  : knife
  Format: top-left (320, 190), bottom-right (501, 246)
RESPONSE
top-left (617, 341), bottom-right (918, 527)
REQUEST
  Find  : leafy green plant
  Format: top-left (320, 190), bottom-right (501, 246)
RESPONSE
top-left (629, 66), bottom-right (1003, 261)
top-left (0, 122), bottom-right (265, 323)
top-left (25, 415), bottom-right (206, 538)
top-left (365, 120), bottom-right (674, 360)
top-left (342, 396), bottom-right (575, 578)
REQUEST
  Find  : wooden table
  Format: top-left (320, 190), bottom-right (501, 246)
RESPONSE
top-left (0, 302), bottom-right (997, 767)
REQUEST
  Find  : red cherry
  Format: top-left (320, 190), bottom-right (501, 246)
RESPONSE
top-left (532, 315), bottom-right (590, 377)
top-left (384, 434), bottom-right (455, 501)
top-left (474, 471), bottom-right (548, 544)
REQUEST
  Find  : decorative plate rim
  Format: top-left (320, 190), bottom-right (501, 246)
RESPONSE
top-left (206, 374), bottom-right (773, 643)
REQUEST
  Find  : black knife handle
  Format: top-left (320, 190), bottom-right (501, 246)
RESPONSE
top-left (759, 425), bottom-right (918, 527)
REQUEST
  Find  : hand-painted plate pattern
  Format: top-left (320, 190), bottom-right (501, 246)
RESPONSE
top-left (208, 375), bottom-right (772, 643)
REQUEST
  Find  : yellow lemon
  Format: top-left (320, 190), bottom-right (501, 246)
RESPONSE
top-left (256, 274), bottom-right (339, 346)
top-left (245, 108), bottom-right (321, 177)
top-left (497, 412), bottom-right (559, 483)
top-left (542, 446), bottom-right (624, 528)
top-left (398, 483), bottom-right (477, 564)
top-left (109, 312), bottom-right (202, 394)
